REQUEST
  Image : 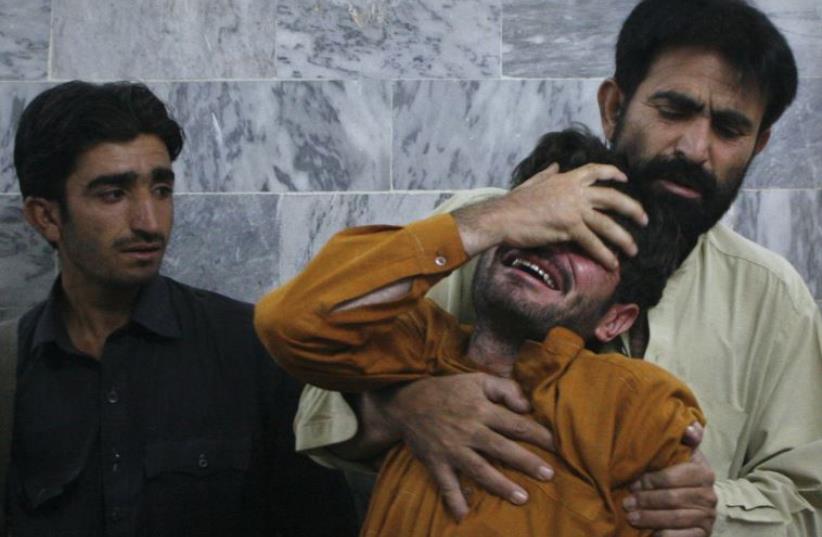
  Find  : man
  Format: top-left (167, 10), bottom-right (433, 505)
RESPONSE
top-left (295, 1), bottom-right (822, 535)
top-left (2, 81), bottom-right (357, 536)
top-left (256, 128), bottom-right (706, 535)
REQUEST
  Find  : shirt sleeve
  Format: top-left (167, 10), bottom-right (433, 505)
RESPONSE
top-left (254, 213), bottom-right (468, 393)
top-left (289, 189), bottom-right (504, 459)
top-left (711, 290), bottom-right (822, 537)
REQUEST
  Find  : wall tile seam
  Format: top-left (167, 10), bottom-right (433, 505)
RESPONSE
top-left (4, 76), bottom-right (820, 85)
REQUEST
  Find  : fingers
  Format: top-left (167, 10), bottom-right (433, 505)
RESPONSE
top-left (626, 507), bottom-right (713, 533)
top-left (584, 209), bottom-right (638, 258)
top-left (588, 185), bottom-right (648, 226)
top-left (427, 461), bottom-right (470, 520)
top-left (568, 224), bottom-right (620, 270)
top-left (655, 529), bottom-right (710, 537)
top-left (452, 449), bottom-right (530, 508)
top-left (470, 425), bottom-right (554, 482)
top-left (482, 375), bottom-right (531, 414)
top-left (573, 163), bottom-right (628, 184)
top-left (636, 461), bottom-right (715, 490)
top-left (626, 487), bottom-right (718, 511)
top-left (682, 422), bottom-right (704, 448)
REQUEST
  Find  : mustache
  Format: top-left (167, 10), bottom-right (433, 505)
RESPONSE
top-left (112, 231), bottom-right (166, 250)
top-left (630, 156), bottom-right (718, 198)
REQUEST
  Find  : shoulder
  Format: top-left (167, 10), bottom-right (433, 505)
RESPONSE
top-left (700, 224), bottom-right (814, 311)
top-left (163, 276), bottom-right (254, 318)
top-left (575, 351), bottom-right (693, 398)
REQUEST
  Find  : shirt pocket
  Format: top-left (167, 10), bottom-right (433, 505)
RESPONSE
top-left (697, 398), bottom-right (748, 479)
top-left (144, 436), bottom-right (251, 479)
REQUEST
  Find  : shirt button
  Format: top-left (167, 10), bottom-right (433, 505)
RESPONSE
top-left (198, 453), bottom-right (209, 469)
top-left (434, 255), bottom-right (447, 267)
top-left (106, 387), bottom-right (119, 404)
top-left (110, 508), bottom-right (121, 522)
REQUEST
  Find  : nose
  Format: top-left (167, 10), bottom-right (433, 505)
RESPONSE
top-left (129, 191), bottom-right (163, 235)
top-left (673, 117), bottom-right (711, 168)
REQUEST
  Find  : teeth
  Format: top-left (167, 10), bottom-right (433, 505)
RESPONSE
top-left (511, 258), bottom-right (557, 290)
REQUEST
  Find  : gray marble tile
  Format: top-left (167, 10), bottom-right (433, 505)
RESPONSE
top-left (277, 0), bottom-right (501, 79)
top-left (275, 192), bottom-right (449, 284)
top-left (755, 0), bottom-right (822, 77)
top-left (153, 81), bottom-right (392, 192)
top-left (393, 79), bottom-right (602, 190)
top-left (745, 77), bottom-right (822, 189)
top-left (0, 82), bottom-right (54, 193)
top-left (0, 195), bottom-right (57, 309)
top-left (723, 189), bottom-right (822, 298)
top-left (503, 0), bottom-right (634, 78)
top-left (52, 0), bottom-right (278, 80)
top-left (161, 194), bottom-right (281, 304)
top-left (0, 0), bottom-right (50, 80)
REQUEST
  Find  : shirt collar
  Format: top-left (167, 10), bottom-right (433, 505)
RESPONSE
top-left (130, 276), bottom-right (182, 339)
top-left (31, 275), bottom-right (182, 350)
top-left (513, 326), bottom-right (585, 396)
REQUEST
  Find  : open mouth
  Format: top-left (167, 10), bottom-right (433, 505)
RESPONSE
top-left (501, 249), bottom-right (566, 293)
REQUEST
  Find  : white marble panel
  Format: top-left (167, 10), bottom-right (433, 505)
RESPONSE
top-left (275, 192), bottom-right (449, 285)
top-left (503, 0), bottom-right (634, 78)
top-left (52, 0), bottom-right (278, 79)
top-left (0, 195), bottom-right (56, 309)
top-left (162, 194), bottom-right (281, 304)
top-left (723, 189), bottom-right (822, 298)
top-left (0, 308), bottom-right (27, 322)
top-left (746, 77), bottom-right (822, 188)
top-left (153, 81), bottom-right (392, 192)
top-left (755, 0), bottom-right (822, 76)
top-left (0, 82), bottom-right (54, 193)
top-left (0, 0), bottom-right (50, 80)
top-left (277, 0), bottom-right (501, 79)
top-left (393, 79), bottom-right (602, 190)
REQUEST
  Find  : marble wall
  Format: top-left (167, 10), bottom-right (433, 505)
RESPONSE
top-left (1, 0), bottom-right (821, 320)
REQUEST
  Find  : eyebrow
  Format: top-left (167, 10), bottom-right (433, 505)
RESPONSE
top-left (649, 90), bottom-right (754, 132)
top-left (86, 167), bottom-right (175, 190)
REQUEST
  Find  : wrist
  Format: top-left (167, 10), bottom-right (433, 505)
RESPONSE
top-left (452, 199), bottom-right (503, 257)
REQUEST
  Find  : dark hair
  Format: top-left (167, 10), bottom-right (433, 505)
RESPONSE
top-left (614, 0), bottom-right (797, 132)
top-left (14, 80), bottom-right (184, 204)
top-left (510, 126), bottom-right (685, 311)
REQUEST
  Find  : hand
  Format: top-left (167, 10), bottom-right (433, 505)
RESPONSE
top-left (453, 162), bottom-right (648, 269)
top-left (370, 373), bottom-right (556, 520)
top-left (623, 425), bottom-right (717, 537)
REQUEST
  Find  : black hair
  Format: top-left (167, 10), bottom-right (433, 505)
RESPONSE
top-left (614, 0), bottom-right (797, 132)
top-left (14, 80), bottom-right (184, 205)
top-left (510, 126), bottom-right (685, 311)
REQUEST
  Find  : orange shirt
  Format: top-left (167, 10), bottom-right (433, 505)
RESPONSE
top-left (256, 214), bottom-right (705, 536)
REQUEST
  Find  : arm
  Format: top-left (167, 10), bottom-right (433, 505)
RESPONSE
top-left (626, 292), bottom-right (822, 536)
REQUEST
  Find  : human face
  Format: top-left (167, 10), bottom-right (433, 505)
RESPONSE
top-left (55, 134), bottom-right (174, 290)
top-left (607, 48), bottom-right (770, 234)
top-left (472, 243), bottom-right (620, 342)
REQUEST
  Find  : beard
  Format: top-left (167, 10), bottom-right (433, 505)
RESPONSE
top-left (612, 115), bottom-right (750, 238)
top-left (470, 250), bottom-right (607, 344)
top-left (627, 155), bottom-right (747, 238)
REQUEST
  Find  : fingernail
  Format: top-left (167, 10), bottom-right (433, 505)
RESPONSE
top-left (627, 511), bottom-right (639, 523)
top-left (622, 497), bottom-right (637, 511)
top-left (537, 466), bottom-right (554, 481)
top-left (629, 480), bottom-right (641, 492)
top-left (510, 490), bottom-right (528, 505)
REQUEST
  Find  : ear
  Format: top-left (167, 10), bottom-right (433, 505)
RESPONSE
top-left (598, 78), bottom-right (625, 142)
top-left (753, 127), bottom-right (771, 156)
top-left (593, 302), bottom-right (639, 344)
top-left (23, 197), bottom-right (64, 246)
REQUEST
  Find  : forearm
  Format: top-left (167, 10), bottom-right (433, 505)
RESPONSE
top-left (254, 214), bottom-right (468, 390)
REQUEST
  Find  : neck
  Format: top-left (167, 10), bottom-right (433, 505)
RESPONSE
top-left (58, 269), bottom-right (142, 358)
top-left (465, 324), bottom-right (523, 378)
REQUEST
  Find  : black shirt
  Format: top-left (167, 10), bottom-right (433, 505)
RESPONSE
top-left (8, 276), bottom-right (357, 537)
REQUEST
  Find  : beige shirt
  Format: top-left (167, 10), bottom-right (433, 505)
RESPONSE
top-left (294, 188), bottom-right (822, 536)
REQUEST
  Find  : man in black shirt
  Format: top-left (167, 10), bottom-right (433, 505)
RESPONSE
top-left (5, 81), bottom-right (357, 537)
